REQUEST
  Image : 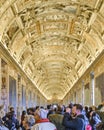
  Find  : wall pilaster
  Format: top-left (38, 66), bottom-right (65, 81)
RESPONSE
top-left (90, 72), bottom-right (95, 105)
top-left (82, 80), bottom-right (85, 106)
top-left (0, 58), bottom-right (1, 105)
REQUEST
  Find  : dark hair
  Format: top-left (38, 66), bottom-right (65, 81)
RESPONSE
top-left (27, 108), bottom-right (35, 115)
top-left (92, 111), bottom-right (96, 116)
top-left (22, 110), bottom-right (26, 115)
top-left (89, 107), bottom-right (93, 112)
top-left (40, 106), bottom-right (44, 109)
top-left (74, 104), bottom-right (83, 112)
top-left (10, 107), bottom-right (14, 111)
top-left (69, 103), bottom-right (73, 109)
top-left (36, 106), bottom-right (39, 110)
top-left (85, 106), bottom-right (88, 112)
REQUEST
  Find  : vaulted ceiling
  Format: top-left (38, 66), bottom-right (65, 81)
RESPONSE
top-left (0, 0), bottom-right (104, 100)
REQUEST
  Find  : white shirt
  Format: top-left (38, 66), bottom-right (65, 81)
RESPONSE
top-left (31, 122), bottom-right (57, 130)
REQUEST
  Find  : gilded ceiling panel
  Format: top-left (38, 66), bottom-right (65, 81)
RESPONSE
top-left (0, 0), bottom-right (104, 100)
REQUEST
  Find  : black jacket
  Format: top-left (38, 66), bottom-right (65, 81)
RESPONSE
top-left (62, 112), bottom-right (85, 130)
top-left (62, 112), bottom-right (73, 130)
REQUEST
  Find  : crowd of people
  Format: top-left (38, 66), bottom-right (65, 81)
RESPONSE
top-left (0, 102), bottom-right (104, 130)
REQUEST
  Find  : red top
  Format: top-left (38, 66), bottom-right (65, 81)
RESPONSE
top-left (36, 118), bottom-right (50, 123)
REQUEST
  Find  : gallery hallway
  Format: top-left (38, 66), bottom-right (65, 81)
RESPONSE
top-left (0, 0), bottom-right (104, 117)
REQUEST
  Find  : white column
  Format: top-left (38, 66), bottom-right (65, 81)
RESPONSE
top-left (33, 91), bottom-right (36, 107)
top-left (6, 64), bottom-right (9, 112)
top-left (72, 92), bottom-right (75, 103)
top-left (70, 92), bottom-right (72, 102)
top-left (74, 91), bottom-right (77, 103)
top-left (28, 89), bottom-right (31, 107)
top-left (90, 72), bottom-right (95, 105)
top-left (40, 96), bottom-right (43, 106)
top-left (31, 91), bottom-right (34, 107)
top-left (18, 76), bottom-right (22, 107)
top-left (17, 75), bottom-right (22, 119)
top-left (82, 80), bottom-right (85, 106)
top-left (38, 95), bottom-right (40, 106)
top-left (35, 91), bottom-right (37, 106)
top-left (26, 87), bottom-right (29, 108)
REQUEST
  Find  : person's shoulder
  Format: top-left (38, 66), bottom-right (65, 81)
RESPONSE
top-left (75, 116), bottom-right (84, 123)
top-left (0, 126), bottom-right (9, 130)
top-left (77, 114), bottom-right (84, 119)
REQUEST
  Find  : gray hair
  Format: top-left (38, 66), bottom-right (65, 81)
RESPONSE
top-left (24, 115), bottom-right (35, 127)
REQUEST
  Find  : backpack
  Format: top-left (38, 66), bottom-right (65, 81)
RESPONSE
top-left (83, 115), bottom-right (89, 126)
top-left (96, 122), bottom-right (104, 130)
top-left (86, 124), bottom-right (92, 130)
top-left (83, 115), bottom-right (92, 130)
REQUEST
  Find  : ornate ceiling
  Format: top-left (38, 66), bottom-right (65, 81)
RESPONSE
top-left (0, 0), bottom-right (104, 100)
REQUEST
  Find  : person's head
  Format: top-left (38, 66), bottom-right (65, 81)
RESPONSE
top-left (23, 115), bottom-right (35, 129)
top-left (36, 106), bottom-right (39, 110)
top-left (40, 106), bottom-right (44, 109)
top-left (65, 106), bottom-right (71, 114)
top-left (57, 105), bottom-right (62, 112)
top-left (91, 105), bottom-right (96, 111)
top-left (72, 104), bottom-right (83, 115)
top-left (85, 106), bottom-right (88, 112)
top-left (89, 106), bottom-right (93, 112)
top-left (27, 108), bottom-right (34, 115)
top-left (47, 104), bottom-right (52, 109)
top-left (69, 102), bottom-right (73, 109)
top-left (90, 111), bottom-right (96, 117)
top-left (22, 110), bottom-right (26, 116)
top-left (10, 107), bottom-right (14, 112)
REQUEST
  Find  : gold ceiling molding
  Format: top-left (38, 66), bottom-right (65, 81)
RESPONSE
top-left (0, 0), bottom-right (104, 100)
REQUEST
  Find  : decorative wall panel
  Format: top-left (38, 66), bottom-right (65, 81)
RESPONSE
top-left (84, 83), bottom-right (90, 105)
top-left (9, 76), bottom-right (16, 110)
top-left (22, 85), bottom-right (26, 109)
top-left (95, 73), bottom-right (104, 101)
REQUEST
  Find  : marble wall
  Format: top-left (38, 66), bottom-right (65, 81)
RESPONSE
top-left (0, 55), bottom-right (47, 117)
top-left (63, 53), bottom-right (104, 107)
top-left (9, 76), bottom-right (16, 110)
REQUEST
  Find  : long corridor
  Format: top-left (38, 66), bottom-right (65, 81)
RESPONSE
top-left (0, 0), bottom-right (104, 124)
